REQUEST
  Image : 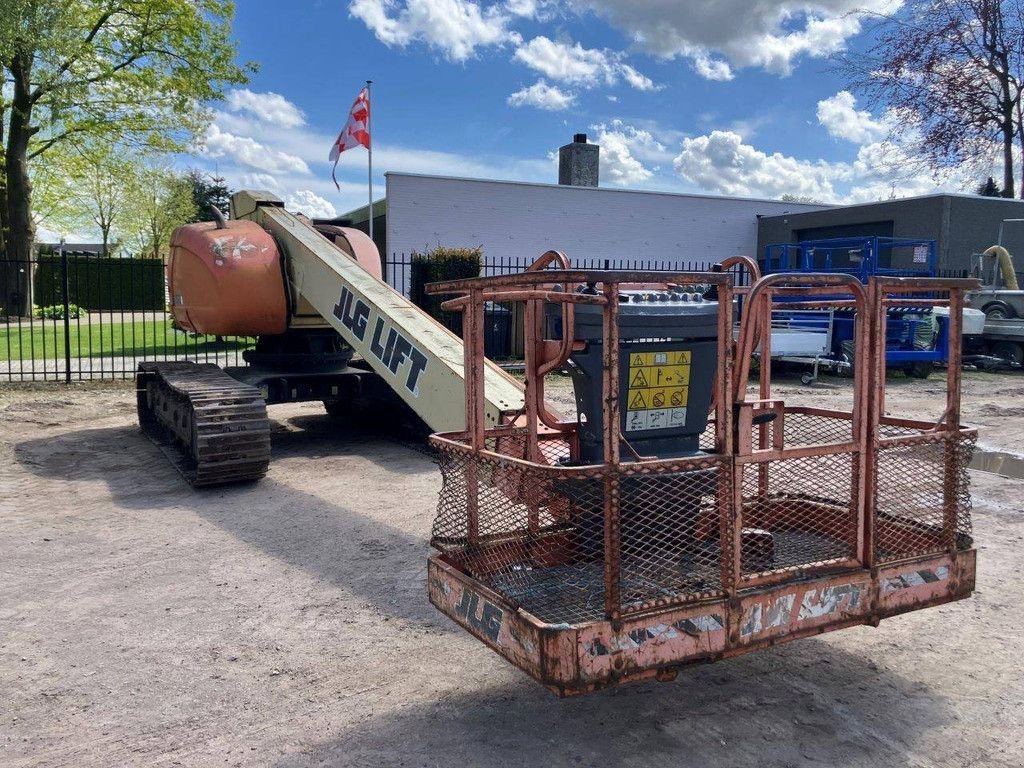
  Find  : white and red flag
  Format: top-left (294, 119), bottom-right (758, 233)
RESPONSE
top-left (329, 86), bottom-right (371, 190)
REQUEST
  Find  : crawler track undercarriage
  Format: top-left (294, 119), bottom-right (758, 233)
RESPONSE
top-left (136, 362), bottom-right (271, 487)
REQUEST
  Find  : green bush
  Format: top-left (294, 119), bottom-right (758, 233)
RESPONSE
top-left (33, 256), bottom-right (165, 311)
top-left (409, 246), bottom-right (482, 325)
top-left (34, 303), bottom-right (87, 320)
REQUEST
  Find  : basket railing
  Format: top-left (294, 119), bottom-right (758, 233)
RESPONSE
top-left (427, 262), bottom-right (978, 626)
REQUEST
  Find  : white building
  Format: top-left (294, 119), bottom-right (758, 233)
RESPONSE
top-left (381, 172), bottom-right (827, 268)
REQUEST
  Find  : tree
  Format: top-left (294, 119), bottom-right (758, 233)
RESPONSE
top-left (126, 164), bottom-right (197, 260)
top-left (0, 1), bottom-right (250, 314)
top-left (186, 169), bottom-right (233, 222)
top-left (45, 142), bottom-right (137, 255)
top-left (978, 176), bottom-right (1004, 196)
top-left (844, 1), bottom-right (1024, 198)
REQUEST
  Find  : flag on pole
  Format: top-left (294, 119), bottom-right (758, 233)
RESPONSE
top-left (329, 87), bottom-right (371, 190)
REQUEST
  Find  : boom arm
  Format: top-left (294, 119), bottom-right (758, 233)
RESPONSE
top-left (232, 191), bottom-right (525, 432)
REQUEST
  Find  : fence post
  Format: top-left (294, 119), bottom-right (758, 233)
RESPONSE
top-left (61, 243), bottom-right (72, 384)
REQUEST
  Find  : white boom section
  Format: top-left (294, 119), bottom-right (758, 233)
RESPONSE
top-left (235, 191), bottom-right (525, 432)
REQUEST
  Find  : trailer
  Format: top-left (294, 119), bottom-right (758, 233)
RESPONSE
top-left (962, 222), bottom-right (1024, 366)
top-left (969, 318), bottom-right (1024, 367)
top-left (764, 237), bottom-right (962, 378)
top-left (762, 308), bottom-right (850, 384)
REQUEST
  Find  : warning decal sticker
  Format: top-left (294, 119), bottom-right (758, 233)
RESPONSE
top-left (625, 349), bottom-right (692, 432)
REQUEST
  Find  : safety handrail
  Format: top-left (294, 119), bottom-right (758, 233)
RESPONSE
top-left (734, 273), bottom-right (867, 405)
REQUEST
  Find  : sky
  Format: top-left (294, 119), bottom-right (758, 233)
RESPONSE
top-left (186, 0), bottom-right (982, 222)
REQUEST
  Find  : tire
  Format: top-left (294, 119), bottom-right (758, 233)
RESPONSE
top-left (905, 361), bottom-right (933, 379)
top-left (800, 372), bottom-right (815, 385)
top-left (991, 341), bottom-right (1024, 366)
top-left (982, 302), bottom-right (1015, 320)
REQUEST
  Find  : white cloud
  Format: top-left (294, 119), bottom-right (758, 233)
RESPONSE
top-left (201, 124), bottom-right (311, 176)
top-left (817, 90), bottom-right (890, 144)
top-left (593, 131), bottom-right (653, 186)
top-left (348, 0), bottom-right (518, 61)
top-left (505, 0), bottom-right (557, 18)
top-left (673, 130), bottom-right (843, 201)
top-left (285, 190), bottom-right (338, 219)
top-left (513, 36), bottom-right (656, 90)
top-left (507, 80), bottom-right (576, 110)
top-left (691, 52), bottom-right (734, 82)
top-left (225, 89), bottom-right (306, 128)
top-left (670, 118), bottom-right (977, 204)
top-left (618, 63), bottom-right (655, 91)
top-left (240, 173), bottom-right (283, 191)
top-left (590, 120), bottom-right (671, 185)
top-left (578, 0), bottom-right (903, 78)
top-left (505, 0), bottom-right (537, 15)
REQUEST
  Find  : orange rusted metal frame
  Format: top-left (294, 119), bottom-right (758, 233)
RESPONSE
top-left (866, 277), bottom-right (978, 575)
top-left (428, 548), bottom-right (975, 696)
top-left (730, 274), bottom-right (871, 590)
top-left (430, 263), bottom-right (733, 627)
top-left (427, 263), bottom-right (979, 694)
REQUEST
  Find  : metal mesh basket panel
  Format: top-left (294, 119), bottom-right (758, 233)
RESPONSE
top-left (740, 453), bottom-right (857, 577)
top-left (433, 440), bottom-right (726, 624)
top-left (780, 412), bottom-right (854, 447)
top-left (874, 433), bottom-right (975, 562)
top-left (616, 457), bottom-right (727, 613)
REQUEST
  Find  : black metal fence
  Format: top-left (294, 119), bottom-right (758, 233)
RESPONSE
top-left (0, 251), bottom-right (970, 383)
top-left (1, 253), bottom-right (253, 382)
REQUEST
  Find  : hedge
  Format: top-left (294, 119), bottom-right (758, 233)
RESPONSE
top-left (409, 246), bottom-right (482, 327)
top-left (33, 256), bottom-right (166, 311)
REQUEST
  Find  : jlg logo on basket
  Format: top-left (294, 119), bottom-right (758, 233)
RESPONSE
top-left (454, 588), bottom-right (503, 643)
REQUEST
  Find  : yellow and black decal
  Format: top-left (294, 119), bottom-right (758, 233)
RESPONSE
top-left (625, 350), bottom-right (692, 432)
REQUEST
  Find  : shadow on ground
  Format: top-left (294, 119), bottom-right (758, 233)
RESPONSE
top-left (277, 638), bottom-right (947, 768)
top-left (14, 412), bottom-right (442, 626)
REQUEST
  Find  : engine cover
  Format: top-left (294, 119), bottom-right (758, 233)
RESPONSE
top-left (168, 220), bottom-right (288, 337)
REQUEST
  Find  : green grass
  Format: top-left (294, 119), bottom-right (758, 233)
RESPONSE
top-left (0, 318), bottom-right (252, 361)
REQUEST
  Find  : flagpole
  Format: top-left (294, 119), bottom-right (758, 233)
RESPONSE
top-left (366, 79), bottom-right (373, 244)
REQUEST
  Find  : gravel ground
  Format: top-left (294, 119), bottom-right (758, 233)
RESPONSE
top-left (1, 371), bottom-right (1022, 767)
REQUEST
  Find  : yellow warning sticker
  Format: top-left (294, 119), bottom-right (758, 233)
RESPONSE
top-left (637, 386), bottom-right (689, 408)
top-left (625, 348), bottom-right (694, 431)
top-left (629, 368), bottom-right (650, 388)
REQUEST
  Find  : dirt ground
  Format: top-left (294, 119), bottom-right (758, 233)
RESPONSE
top-left (1, 370), bottom-right (1023, 767)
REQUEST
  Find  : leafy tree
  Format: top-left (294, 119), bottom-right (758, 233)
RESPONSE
top-left (0, 1), bottom-right (251, 314)
top-left (44, 141), bottom-right (136, 255)
top-left (843, 1), bottom-right (1024, 198)
top-left (186, 169), bottom-right (233, 222)
top-left (126, 163), bottom-right (197, 260)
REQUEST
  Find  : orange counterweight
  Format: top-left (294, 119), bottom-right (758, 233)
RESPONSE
top-left (168, 220), bottom-right (288, 337)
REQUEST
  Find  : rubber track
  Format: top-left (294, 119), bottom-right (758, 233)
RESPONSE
top-left (136, 362), bottom-right (270, 487)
